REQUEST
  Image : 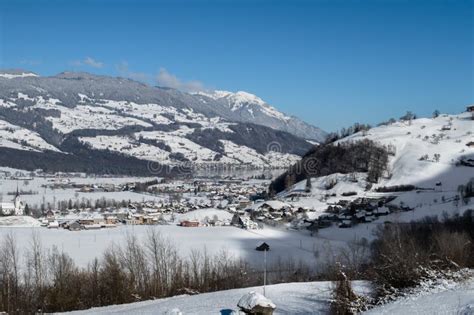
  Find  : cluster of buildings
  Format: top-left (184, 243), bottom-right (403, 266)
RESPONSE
top-left (311, 197), bottom-right (401, 229)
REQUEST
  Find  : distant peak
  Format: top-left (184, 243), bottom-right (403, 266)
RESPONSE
top-left (55, 71), bottom-right (103, 79)
top-left (195, 89), bottom-right (266, 106)
top-left (231, 91), bottom-right (266, 106)
top-left (0, 69), bottom-right (38, 79)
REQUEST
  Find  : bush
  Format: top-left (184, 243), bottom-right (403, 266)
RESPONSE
top-left (330, 265), bottom-right (367, 314)
top-left (370, 213), bottom-right (474, 293)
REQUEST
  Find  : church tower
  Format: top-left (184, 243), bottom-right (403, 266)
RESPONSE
top-left (13, 186), bottom-right (24, 216)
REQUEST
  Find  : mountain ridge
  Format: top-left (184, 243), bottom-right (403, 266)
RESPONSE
top-left (0, 70), bottom-right (318, 174)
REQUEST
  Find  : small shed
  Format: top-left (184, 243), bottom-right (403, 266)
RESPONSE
top-left (180, 220), bottom-right (199, 227)
top-left (237, 291), bottom-right (276, 315)
top-left (256, 242), bottom-right (270, 251)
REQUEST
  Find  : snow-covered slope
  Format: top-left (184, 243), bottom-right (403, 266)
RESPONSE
top-left (0, 216), bottom-right (42, 227)
top-left (0, 69), bottom-right (38, 79)
top-left (270, 111), bottom-right (473, 241)
top-left (335, 112), bottom-right (473, 189)
top-left (365, 271), bottom-right (474, 315)
top-left (0, 119), bottom-right (60, 152)
top-left (195, 90), bottom-right (327, 142)
top-left (64, 281), bottom-right (371, 314)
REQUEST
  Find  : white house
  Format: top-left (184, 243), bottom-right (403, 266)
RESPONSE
top-left (0, 190), bottom-right (25, 216)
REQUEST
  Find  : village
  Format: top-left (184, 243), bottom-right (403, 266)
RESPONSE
top-left (0, 167), bottom-right (405, 236)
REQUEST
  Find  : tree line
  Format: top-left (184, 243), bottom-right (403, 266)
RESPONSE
top-left (0, 230), bottom-right (316, 313)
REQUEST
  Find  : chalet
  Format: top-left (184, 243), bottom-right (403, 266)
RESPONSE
top-left (441, 124), bottom-right (452, 131)
top-left (284, 189), bottom-right (310, 199)
top-left (143, 216), bottom-right (158, 225)
top-left (258, 200), bottom-right (289, 212)
top-left (45, 210), bottom-right (55, 219)
top-left (255, 242), bottom-right (270, 251)
top-left (231, 213), bottom-right (258, 229)
top-left (231, 213), bottom-right (244, 227)
top-left (238, 199), bottom-right (252, 209)
top-left (338, 220), bottom-right (352, 228)
top-left (105, 216), bottom-right (118, 225)
top-left (374, 206), bottom-right (390, 216)
top-left (68, 221), bottom-right (82, 231)
top-left (355, 211), bottom-right (367, 222)
top-left (48, 221), bottom-right (59, 229)
top-left (181, 220), bottom-right (199, 227)
top-left (125, 216), bottom-right (142, 225)
top-left (364, 215), bottom-right (375, 222)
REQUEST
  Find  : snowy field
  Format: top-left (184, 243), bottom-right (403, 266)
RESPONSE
top-left (64, 281), bottom-right (371, 314)
top-left (0, 224), bottom-right (344, 268)
top-left (0, 175), bottom-right (164, 207)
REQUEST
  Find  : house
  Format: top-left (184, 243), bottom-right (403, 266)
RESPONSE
top-left (374, 206), bottom-right (390, 216)
top-left (364, 215), bottom-right (375, 222)
top-left (260, 200), bottom-right (289, 212)
top-left (68, 221), bottom-right (82, 231)
top-left (105, 216), bottom-right (118, 225)
top-left (181, 220), bottom-right (199, 227)
top-left (467, 105), bottom-right (474, 112)
top-left (338, 220), bottom-right (352, 228)
top-left (48, 221), bottom-right (59, 229)
top-left (46, 210), bottom-right (55, 219)
top-left (466, 141), bottom-right (474, 148)
top-left (441, 124), bottom-right (452, 131)
top-left (231, 213), bottom-right (244, 227)
top-left (256, 242), bottom-right (270, 251)
top-left (354, 210), bottom-right (367, 222)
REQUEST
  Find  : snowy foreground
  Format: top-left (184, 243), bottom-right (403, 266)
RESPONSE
top-left (63, 276), bottom-right (474, 314)
top-left (63, 275), bottom-right (474, 314)
top-left (366, 274), bottom-right (474, 315)
top-left (64, 281), bottom-right (371, 314)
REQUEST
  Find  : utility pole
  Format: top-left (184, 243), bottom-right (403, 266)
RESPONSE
top-left (263, 247), bottom-right (267, 296)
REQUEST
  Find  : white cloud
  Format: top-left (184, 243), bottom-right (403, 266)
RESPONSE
top-left (84, 57), bottom-right (104, 68)
top-left (19, 59), bottom-right (42, 66)
top-left (115, 61), bottom-right (151, 83)
top-left (156, 68), bottom-right (205, 92)
top-left (115, 63), bottom-right (209, 92)
top-left (71, 57), bottom-right (104, 68)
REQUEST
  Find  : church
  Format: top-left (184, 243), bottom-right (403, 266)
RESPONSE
top-left (0, 189), bottom-right (25, 216)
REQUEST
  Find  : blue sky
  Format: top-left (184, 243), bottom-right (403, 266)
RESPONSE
top-left (0, 0), bottom-right (472, 131)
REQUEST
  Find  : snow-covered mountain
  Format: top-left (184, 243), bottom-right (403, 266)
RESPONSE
top-left (0, 69), bottom-right (38, 79)
top-left (195, 90), bottom-right (327, 142)
top-left (0, 70), bottom-right (317, 174)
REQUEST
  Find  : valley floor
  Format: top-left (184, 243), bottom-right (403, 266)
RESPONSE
top-left (0, 224), bottom-right (329, 268)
